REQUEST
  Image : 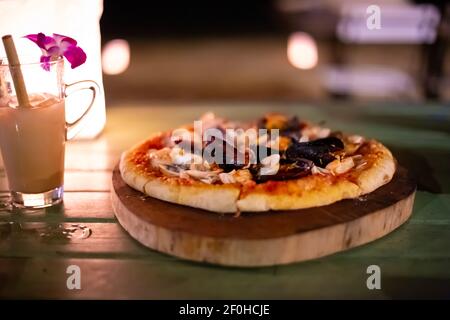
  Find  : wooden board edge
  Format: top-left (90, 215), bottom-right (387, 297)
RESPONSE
top-left (111, 180), bottom-right (416, 267)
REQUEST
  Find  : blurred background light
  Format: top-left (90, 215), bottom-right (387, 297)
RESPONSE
top-left (322, 65), bottom-right (417, 99)
top-left (337, 3), bottom-right (441, 44)
top-left (99, 0), bottom-right (450, 102)
top-left (287, 32), bottom-right (318, 70)
top-left (102, 39), bottom-right (130, 75)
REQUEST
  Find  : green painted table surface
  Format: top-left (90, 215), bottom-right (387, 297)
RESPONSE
top-left (1, 101), bottom-right (449, 299)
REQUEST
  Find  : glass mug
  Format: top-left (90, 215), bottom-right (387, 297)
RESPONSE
top-left (0, 57), bottom-right (98, 208)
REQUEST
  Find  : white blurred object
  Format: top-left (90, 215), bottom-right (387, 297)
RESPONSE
top-left (337, 3), bottom-right (440, 44)
top-left (287, 32), bottom-right (318, 70)
top-left (322, 65), bottom-right (417, 99)
top-left (0, 0), bottom-right (106, 139)
top-left (102, 39), bottom-right (130, 75)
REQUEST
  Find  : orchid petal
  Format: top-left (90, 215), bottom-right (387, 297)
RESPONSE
top-left (46, 46), bottom-right (62, 58)
top-left (58, 39), bottom-right (74, 54)
top-left (40, 55), bottom-right (52, 71)
top-left (25, 33), bottom-right (55, 50)
top-left (25, 33), bottom-right (47, 49)
top-left (53, 33), bottom-right (77, 46)
top-left (24, 34), bottom-right (39, 43)
top-left (63, 45), bottom-right (87, 69)
top-left (39, 33), bottom-right (56, 50)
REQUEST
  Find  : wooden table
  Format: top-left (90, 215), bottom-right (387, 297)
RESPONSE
top-left (1, 101), bottom-right (449, 299)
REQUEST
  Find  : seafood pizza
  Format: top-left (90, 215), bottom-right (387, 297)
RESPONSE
top-left (120, 113), bottom-right (396, 213)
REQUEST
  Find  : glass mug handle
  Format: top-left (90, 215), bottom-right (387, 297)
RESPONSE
top-left (64, 80), bottom-right (100, 140)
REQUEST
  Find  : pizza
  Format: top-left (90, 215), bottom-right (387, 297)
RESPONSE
top-left (119, 113), bottom-right (396, 213)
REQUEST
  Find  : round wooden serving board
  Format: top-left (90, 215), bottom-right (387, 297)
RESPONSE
top-left (111, 165), bottom-right (416, 267)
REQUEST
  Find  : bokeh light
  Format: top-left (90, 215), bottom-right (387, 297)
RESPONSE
top-left (102, 39), bottom-right (130, 75)
top-left (287, 32), bottom-right (318, 70)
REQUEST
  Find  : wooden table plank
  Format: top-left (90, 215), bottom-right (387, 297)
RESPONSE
top-left (1, 256), bottom-right (449, 299)
top-left (64, 171), bottom-right (112, 192)
top-left (0, 192), bottom-right (114, 222)
top-left (65, 138), bottom-right (118, 171)
top-left (1, 221), bottom-right (450, 261)
top-left (409, 193), bottom-right (450, 225)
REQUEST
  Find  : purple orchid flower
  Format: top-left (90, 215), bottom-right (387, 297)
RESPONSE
top-left (24, 33), bottom-right (86, 71)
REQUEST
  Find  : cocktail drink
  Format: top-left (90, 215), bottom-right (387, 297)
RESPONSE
top-left (0, 56), bottom-right (98, 208)
top-left (0, 93), bottom-right (65, 193)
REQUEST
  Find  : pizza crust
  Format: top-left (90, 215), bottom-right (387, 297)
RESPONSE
top-left (237, 140), bottom-right (395, 211)
top-left (237, 178), bottom-right (361, 212)
top-left (349, 140), bottom-right (396, 195)
top-left (120, 143), bottom-right (241, 213)
top-left (119, 134), bottom-right (396, 213)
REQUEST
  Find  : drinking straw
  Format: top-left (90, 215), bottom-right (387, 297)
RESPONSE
top-left (2, 35), bottom-right (30, 107)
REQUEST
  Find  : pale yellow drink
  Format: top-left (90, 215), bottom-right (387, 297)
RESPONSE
top-left (0, 93), bottom-right (65, 193)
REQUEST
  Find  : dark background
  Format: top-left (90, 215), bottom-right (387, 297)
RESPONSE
top-left (101, 0), bottom-right (278, 39)
top-left (101, 0), bottom-right (448, 39)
